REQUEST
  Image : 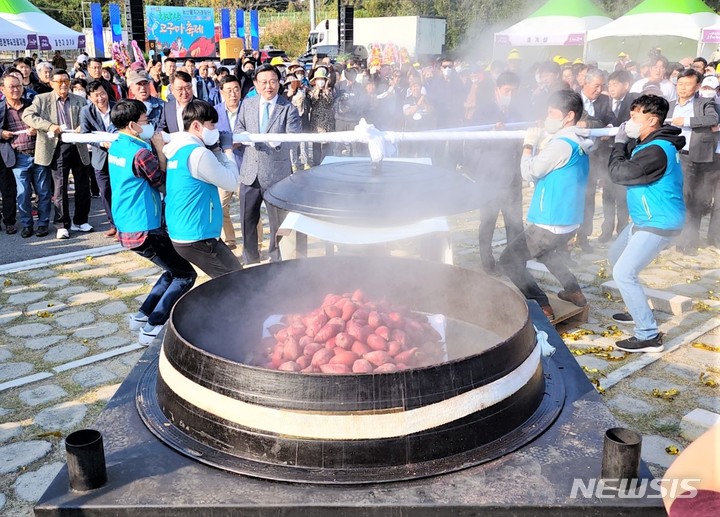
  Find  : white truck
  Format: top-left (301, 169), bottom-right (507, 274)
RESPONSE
top-left (307, 16), bottom-right (447, 59)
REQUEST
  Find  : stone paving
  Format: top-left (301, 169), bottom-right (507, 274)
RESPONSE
top-left (0, 194), bottom-right (718, 515)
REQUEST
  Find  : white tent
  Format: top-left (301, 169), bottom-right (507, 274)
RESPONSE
top-left (0, 17), bottom-right (35, 51)
top-left (494, 0), bottom-right (612, 61)
top-left (587, 0), bottom-right (720, 63)
top-left (0, 0), bottom-right (85, 51)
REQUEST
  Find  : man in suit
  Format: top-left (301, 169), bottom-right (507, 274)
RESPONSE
top-left (599, 70), bottom-right (637, 243)
top-left (158, 71), bottom-right (194, 134)
top-left (196, 62), bottom-right (219, 105)
top-left (576, 68), bottom-right (614, 251)
top-left (126, 70), bottom-right (165, 131)
top-left (86, 58), bottom-right (117, 102)
top-left (23, 68), bottom-right (92, 239)
top-left (670, 69), bottom-right (719, 255)
top-left (80, 80), bottom-right (116, 237)
top-left (0, 76), bottom-right (19, 235)
top-left (236, 63), bottom-right (301, 263)
top-left (214, 75), bottom-right (243, 249)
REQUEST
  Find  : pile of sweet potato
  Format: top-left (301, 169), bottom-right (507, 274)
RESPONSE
top-left (259, 289), bottom-right (444, 374)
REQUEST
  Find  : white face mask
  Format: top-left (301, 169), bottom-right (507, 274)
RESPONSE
top-left (544, 117), bottom-right (564, 134)
top-left (138, 123), bottom-right (154, 140)
top-left (315, 79), bottom-right (326, 88)
top-left (208, 68), bottom-right (216, 75)
top-left (73, 90), bottom-right (86, 98)
top-left (441, 67), bottom-right (452, 78)
top-left (497, 94), bottom-right (512, 108)
top-left (700, 89), bottom-right (716, 98)
top-left (295, 72), bottom-right (304, 80)
top-left (624, 118), bottom-right (643, 139)
top-left (201, 126), bottom-right (219, 146)
top-left (670, 76), bottom-right (678, 85)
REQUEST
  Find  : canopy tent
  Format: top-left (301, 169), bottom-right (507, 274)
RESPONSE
top-left (0, 17), bottom-right (35, 51)
top-left (586, 0), bottom-right (720, 64)
top-left (493, 0), bottom-right (612, 61)
top-left (0, 0), bottom-right (85, 50)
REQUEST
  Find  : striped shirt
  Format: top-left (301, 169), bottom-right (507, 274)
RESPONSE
top-left (3, 100), bottom-right (35, 154)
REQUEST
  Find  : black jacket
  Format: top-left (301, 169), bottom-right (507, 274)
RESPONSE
top-left (608, 125), bottom-right (685, 186)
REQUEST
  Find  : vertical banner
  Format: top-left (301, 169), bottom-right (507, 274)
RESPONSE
top-left (108, 3), bottom-right (123, 44)
top-left (235, 9), bottom-right (245, 46)
top-left (220, 9), bottom-right (231, 39)
top-left (90, 2), bottom-right (105, 57)
top-left (250, 10), bottom-right (259, 51)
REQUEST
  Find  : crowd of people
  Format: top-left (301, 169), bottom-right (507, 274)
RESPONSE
top-left (0, 46), bottom-right (718, 349)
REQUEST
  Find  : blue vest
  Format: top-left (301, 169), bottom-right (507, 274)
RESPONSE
top-left (165, 143), bottom-right (223, 241)
top-left (627, 139), bottom-right (685, 231)
top-left (107, 133), bottom-right (162, 233)
top-left (527, 137), bottom-right (590, 226)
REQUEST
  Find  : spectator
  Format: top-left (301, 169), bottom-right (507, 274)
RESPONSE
top-left (100, 67), bottom-right (125, 100)
top-left (159, 71), bottom-right (194, 133)
top-left (108, 99), bottom-right (197, 345)
top-left (126, 70), bottom-right (164, 131)
top-left (80, 80), bottom-right (117, 237)
top-left (236, 57), bottom-right (257, 100)
top-left (195, 62), bottom-right (218, 104)
top-left (70, 78), bottom-right (88, 99)
top-left (608, 94), bottom-right (685, 352)
top-left (163, 99), bottom-right (242, 277)
top-left (334, 67), bottom-right (368, 156)
top-left (52, 51), bottom-right (67, 71)
top-left (147, 60), bottom-right (162, 93)
top-left (499, 90), bottom-right (591, 321)
top-left (307, 67), bottom-right (335, 165)
top-left (670, 69), bottom-right (719, 255)
top-left (630, 55), bottom-right (677, 103)
top-left (23, 68), bottom-right (93, 239)
top-left (160, 57), bottom-right (177, 101)
top-left (34, 61), bottom-right (53, 94)
top-left (87, 58), bottom-right (117, 101)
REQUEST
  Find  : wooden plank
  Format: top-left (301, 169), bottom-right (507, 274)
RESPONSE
top-left (546, 293), bottom-right (589, 332)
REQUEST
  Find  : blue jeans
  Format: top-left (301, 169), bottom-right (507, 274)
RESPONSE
top-left (12, 152), bottom-right (51, 228)
top-left (609, 224), bottom-right (672, 340)
top-left (133, 230), bottom-right (197, 326)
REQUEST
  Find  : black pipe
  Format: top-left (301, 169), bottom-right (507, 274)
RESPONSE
top-left (65, 429), bottom-right (107, 491)
top-left (601, 427), bottom-right (642, 488)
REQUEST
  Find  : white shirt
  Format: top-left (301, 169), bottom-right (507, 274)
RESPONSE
top-left (630, 78), bottom-right (677, 103)
top-left (97, 106), bottom-right (111, 130)
top-left (672, 97), bottom-right (694, 151)
top-left (258, 95), bottom-right (278, 130)
top-left (226, 105), bottom-right (239, 131)
top-left (175, 103), bottom-right (186, 133)
top-left (581, 92), bottom-right (595, 117)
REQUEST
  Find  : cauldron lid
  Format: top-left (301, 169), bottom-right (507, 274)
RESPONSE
top-left (264, 160), bottom-right (479, 225)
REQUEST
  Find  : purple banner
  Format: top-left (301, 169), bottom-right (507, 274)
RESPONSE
top-left (703, 29), bottom-right (720, 44)
top-left (39, 36), bottom-right (51, 51)
top-left (27, 34), bottom-right (38, 50)
top-left (564, 34), bottom-right (585, 46)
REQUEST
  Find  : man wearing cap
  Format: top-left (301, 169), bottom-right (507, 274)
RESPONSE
top-left (127, 69), bottom-right (165, 131)
top-left (506, 49), bottom-right (521, 74)
top-left (307, 67), bottom-right (335, 165)
top-left (670, 69), bottom-right (718, 255)
top-left (614, 52), bottom-right (629, 72)
top-left (236, 63), bottom-right (301, 264)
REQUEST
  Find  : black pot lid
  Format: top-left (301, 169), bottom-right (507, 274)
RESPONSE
top-left (265, 160), bottom-right (479, 225)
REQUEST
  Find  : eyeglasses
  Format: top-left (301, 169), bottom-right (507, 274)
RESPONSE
top-left (52, 79), bottom-right (70, 85)
top-left (441, 65), bottom-right (452, 69)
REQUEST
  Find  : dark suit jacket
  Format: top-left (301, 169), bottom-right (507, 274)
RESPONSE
top-left (581, 93), bottom-right (613, 128)
top-left (159, 98), bottom-right (183, 134)
top-left (236, 95), bottom-right (301, 189)
top-left (214, 101), bottom-right (244, 168)
top-left (685, 97), bottom-right (718, 163)
top-left (609, 93), bottom-right (639, 127)
top-left (79, 101), bottom-right (116, 170)
top-left (0, 100), bottom-right (17, 168)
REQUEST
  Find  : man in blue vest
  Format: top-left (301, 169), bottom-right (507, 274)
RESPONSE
top-left (163, 99), bottom-right (241, 277)
top-left (108, 99), bottom-right (197, 345)
top-left (499, 90), bottom-right (591, 321)
top-left (608, 94), bottom-right (686, 352)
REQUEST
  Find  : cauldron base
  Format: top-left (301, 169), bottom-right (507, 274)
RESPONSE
top-left (35, 303), bottom-right (664, 516)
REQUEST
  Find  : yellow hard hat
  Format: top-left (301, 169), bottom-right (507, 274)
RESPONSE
top-left (618, 52), bottom-right (627, 58)
top-left (573, 58), bottom-right (584, 65)
top-left (270, 56), bottom-right (285, 66)
top-left (507, 49), bottom-right (521, 60)
top-left (553, 56), bottom-right (570, 65)
top-left (715, 63), bottom-right (720, 74)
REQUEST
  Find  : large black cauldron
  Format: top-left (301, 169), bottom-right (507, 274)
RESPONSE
top-left (137, 256), bottom-right (564, 484)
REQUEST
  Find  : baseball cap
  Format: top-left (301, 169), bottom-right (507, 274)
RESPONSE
top-left (270, 56), bottom-right (285, 66)
top-left (76, 54), bottom-right (88, 64)
top-left (126, 69), bottom-right (151, 86)
top-left (702, 75), bottom-right (719, 89)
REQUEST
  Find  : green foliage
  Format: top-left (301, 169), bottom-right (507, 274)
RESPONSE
top-left (262, 17), bottom-right (309, 58)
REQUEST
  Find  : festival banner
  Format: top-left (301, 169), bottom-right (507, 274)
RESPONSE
top-left (221, 9), bottom-right (231, 39)
top-left (146, 6), bottom-right (216, 58)
top-left (236, 9), bottom-right (245, 43)
top-left (90, 3), bottom-right (105, 57)
top-left (250, 10), bottom-right (259, 50)
top-left (108, 3), bottom-right (123, 44)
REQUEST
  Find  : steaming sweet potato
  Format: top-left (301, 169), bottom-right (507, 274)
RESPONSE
top-left (346, 320), bottom-right (364, 342)
top-left (335, 332), bottom-right (353, 350)
top-left (327, 317), bottom-right (346, 329)
top-left (374, 363), bottom-right (398, 373)
top-left (352, 359), bottom-right (374, 373)
top-left (296, 355), bottom-right (311, 369)
top-left (301, 366), bottom-right (316, 373)
top-left (278, 361), bottom-right (301, 372)
top-left (366, 334), bottom-right (388, 351)
top-left (395, 363), bottom-right (408, 370)
top-left (323, 294), bottom-right (342, 306)
top-left (341, 301), bottom-right (358, 321)
top-left (330, 350), bottom-right (360, 367)
top-left (390, 329), bottom-right (407, 347)
top-left (311, 348), bottom-right (335, 367)
top-left (298, 335), bottom-right (313, 348)
top-left (325, 336), bottom-right (337, 349)
top-left (319, 363), bottom-right (351, 374)
top-left (387, 341), bottom-right (403, 357)
top-left (351, 289), bottom-right (365, 302)
top-left (361, 325), bottom-right (374, 343)
top-left (351, 341), bottom-right (371, 355)
top-left (283, 337), bottom-right (301, 362)
top-left (368, 311), bottom-right (382, 329)
top-left (314, 322), bottom-right (343, 343)
top-left (289, 324), bottom-right (306, 338)
top-left (270, 348), bottom-right (284, 368)
top-left (375, 325), bottom-right (390, 341)
top-left (394, 347), bottom-right (418, 365)
top-left (303, 342), bottom-right (324, 358)
top-left (352, 309), bottom-right (370, 322)
top-left (387, 311), bottom-right (404, 327)
top-left (334, 296), bottom-right (351, 309)
top-left (324, 305), bottom-right (343, 319)
top-left (364, 350), bottom-right (394, 367)
top-left (274, 327), bottom-right (289, 342)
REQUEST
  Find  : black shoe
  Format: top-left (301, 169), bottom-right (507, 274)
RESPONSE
top-left (21, 226), bottom-right (33, 238)
top-left (5, 224), bottom-right (17, 235)
top-left (36, 226), bottom-right (48, 237)
top-left (612, 312), bottom-right (634, 324)
top-left (597, 232), bottom-right (612, 244)
top-left (615, 332), bottom-right (663, 353)
top-left (577, 239), bottom-right (594, 253)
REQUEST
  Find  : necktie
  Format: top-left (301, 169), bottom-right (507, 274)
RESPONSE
top-left (260, 102), bottom-right (270, 132)
top-left (585, 99), bottom-right (594, 117)
top-left (613, 100), bottom-right (620, 117)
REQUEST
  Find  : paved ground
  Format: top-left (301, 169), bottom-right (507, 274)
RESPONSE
top-left (0, 190), bottom-right (718, 515)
